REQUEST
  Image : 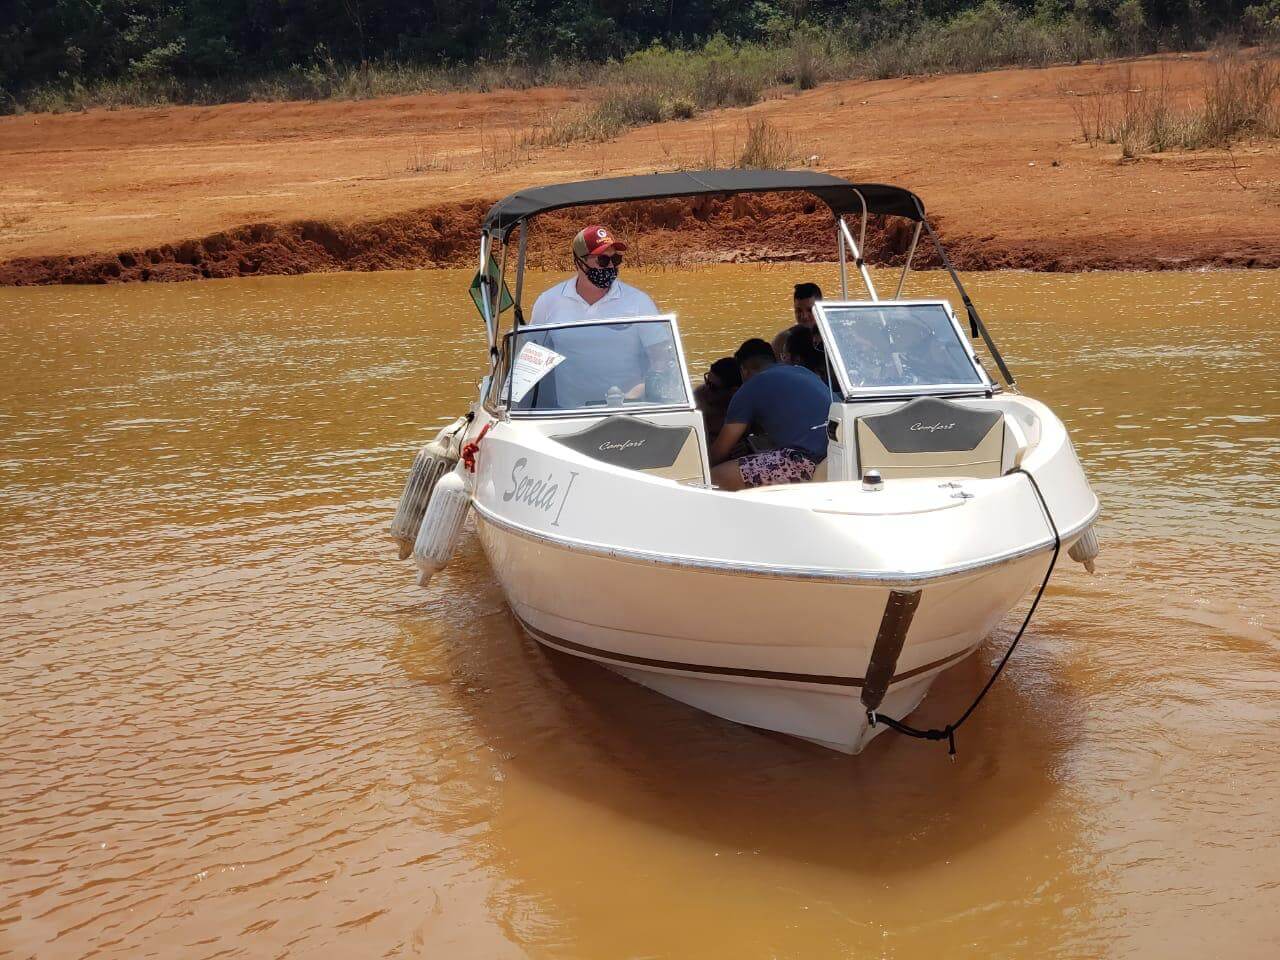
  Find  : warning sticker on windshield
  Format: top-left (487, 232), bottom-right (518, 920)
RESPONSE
top-left (511, 342), bottom-right (566, 402)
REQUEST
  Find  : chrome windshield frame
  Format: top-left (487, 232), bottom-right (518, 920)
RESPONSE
top-left (474, 173), bottom-right (1016, 387)
top-left (499, 314), bottom-right (697, 420)
top-left (814, 299), bottom-right (997, 402)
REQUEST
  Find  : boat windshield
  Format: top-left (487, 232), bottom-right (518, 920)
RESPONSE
top-left (502, 315), bottom-right (692, 415)
top-left (814, 301), bottom-right (990, 398)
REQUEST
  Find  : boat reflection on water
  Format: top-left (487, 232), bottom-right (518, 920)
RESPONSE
top-left (390, 527), bottom-right (1101, 956)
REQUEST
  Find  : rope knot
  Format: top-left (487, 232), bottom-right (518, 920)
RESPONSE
top-left (460, 422), bottom-right (492, 473)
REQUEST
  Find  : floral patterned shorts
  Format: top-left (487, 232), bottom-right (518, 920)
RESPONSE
top-left (738, 447), bottom-right (820, 488)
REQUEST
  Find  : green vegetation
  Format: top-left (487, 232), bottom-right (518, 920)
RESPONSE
top-left (3, 1), bottom-right (1278, 115)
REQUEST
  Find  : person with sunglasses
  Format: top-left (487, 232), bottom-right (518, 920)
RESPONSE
top-left (528, 224), bottom-right (659, 327)
top-left (525, 225), bottom-right (669, 408)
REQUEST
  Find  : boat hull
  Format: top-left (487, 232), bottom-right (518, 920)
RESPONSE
top-left (475, 511), bottom-right (1050, 753)
top-left (457, 390), bottom-right (1097, 754)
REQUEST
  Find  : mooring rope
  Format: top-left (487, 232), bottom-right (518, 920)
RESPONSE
top-left (868, 467), bottom-right (1062, 756)
top-left (461, 421), bottom-right (491, 473)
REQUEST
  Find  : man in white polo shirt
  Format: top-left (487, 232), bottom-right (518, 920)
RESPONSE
top-left (524, 225), bottom-right (670, 409)
top-left (529, 224), bottom-right (657, 325)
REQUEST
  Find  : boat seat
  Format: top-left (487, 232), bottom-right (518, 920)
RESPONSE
top-left (854, 397), bottom-right (1028, 480)
top-left (550, 414), bottom-right (707, 484)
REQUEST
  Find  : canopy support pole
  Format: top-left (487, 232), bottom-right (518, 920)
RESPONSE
top-left (495, 230), bottom-right (508, 320)
top-left (478, 231), bottom-right (496, 360)
top-left (894, 222), bottom-right (921, 299)
top-left (513, 221), bottom-right (528, 327)
top-left (856, 192), bottom-right (869, 265)
top-left (839, 218), bottom-right (879, 302)
top-left (837, 219), bottom-right (848, 298)
top-left (922, 220), bottom-right (1015, 387)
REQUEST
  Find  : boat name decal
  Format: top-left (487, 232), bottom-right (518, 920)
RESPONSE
top-left (910, 421), bottom-right (955, 433)
top-left (502, 457), bottom-right (579, 526)
top-left (598, 439), bottom-right (645, 452)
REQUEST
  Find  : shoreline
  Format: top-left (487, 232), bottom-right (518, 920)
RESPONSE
top-left (3, 54), bottom-right (1278, 285)
top-left (3, 196), bottom-right (1276, 286)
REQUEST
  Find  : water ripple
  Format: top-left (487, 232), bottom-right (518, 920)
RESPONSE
top-left (1, 268), bottom-right (1278, 959)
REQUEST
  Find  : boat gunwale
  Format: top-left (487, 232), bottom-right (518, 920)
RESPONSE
top-left (470, 495), bottom-right (1100, 587)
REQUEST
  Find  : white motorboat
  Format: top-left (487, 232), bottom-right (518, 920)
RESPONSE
top-left (392, 171), bottom-right (1100, 754)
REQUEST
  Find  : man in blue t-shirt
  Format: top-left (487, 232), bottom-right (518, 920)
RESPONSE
top-left (708, 339), bottom-right (832, 491)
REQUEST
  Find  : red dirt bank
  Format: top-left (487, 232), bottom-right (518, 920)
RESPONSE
top-left (2, 55), bottom-right (1278, 285)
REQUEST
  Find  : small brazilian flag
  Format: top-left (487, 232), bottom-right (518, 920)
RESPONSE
top-left (469, 255), bottom-right (514, 319)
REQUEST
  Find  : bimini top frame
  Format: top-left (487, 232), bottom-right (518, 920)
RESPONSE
top-left (474, 169), bottom-right (1015, 387)
top-left (482, 171), bottom-right (926, 237)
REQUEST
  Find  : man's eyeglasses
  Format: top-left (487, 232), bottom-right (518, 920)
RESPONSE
top-left (589, 254), bottom-right (624, 268)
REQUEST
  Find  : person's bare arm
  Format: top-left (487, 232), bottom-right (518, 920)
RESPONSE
top-left (625, 340), bottom-right (677, 399)
top-left (709, 421), bottom-right (749, 466)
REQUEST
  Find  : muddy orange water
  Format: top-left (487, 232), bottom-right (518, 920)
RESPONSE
top-left (2, 266), bottom-right (1278, 959)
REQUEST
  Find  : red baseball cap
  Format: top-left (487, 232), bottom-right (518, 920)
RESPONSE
top-left (572, 224), bottom-right (627, 258)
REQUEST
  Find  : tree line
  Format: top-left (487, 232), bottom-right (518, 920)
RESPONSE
top-left (2, 1), bottom-right (1277, 108)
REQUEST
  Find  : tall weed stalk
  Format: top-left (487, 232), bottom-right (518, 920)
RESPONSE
top-left (1063, 53), bottom-right (1280, 155)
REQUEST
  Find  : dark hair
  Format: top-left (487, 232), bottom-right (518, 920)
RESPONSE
top-left (734, 338), bottom-right (777, 368)
top-left (708, 357), bottom-right (742, 389)
top-left (786, 325), bottom-right (825, 374)
top-left (794, 282), bottom-right (823, 301)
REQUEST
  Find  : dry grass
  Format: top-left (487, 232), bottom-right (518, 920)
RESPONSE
top-left (1201, 53), bottom-right (1280, 144)
top-left (403, 142), bottom-right (452, 174)
top-left (475, 129), bottom-right (539, 172)
top-left (11, 57), bottom-right (580, 114)
top-left (1062, 52), bottom-right (1280, 157)
top-left (518, 82), bottom-right (701, 151)
top-left (681, 118), bottom-right (802, 169)
top-left (734, 118), bottom-right (799, 169)
top-left (697, 127), bottom-right (724, 170)
top-left (381, 141), bottom-right (454, 178)
top-left (390, 109), bottom-right (804, 177)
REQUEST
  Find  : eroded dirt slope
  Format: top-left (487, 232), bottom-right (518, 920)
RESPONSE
top-left (2, 54), bottom-right (1278, 284)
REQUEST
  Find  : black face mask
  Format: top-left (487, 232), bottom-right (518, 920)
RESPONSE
top-left (578, 258), bottom-right (618, 290)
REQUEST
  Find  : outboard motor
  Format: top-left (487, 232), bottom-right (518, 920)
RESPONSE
top-left (389, 417), bottom-right (468, 560)
top-left (412, 465), bottom-right (472, 586)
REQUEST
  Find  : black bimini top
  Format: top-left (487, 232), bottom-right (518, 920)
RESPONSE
top-left (482, 170), bottom-right (925, 239)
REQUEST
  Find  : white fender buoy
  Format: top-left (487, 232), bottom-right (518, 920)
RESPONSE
top-left (389, 418), bottom-right (466, 559)
top-left (1068, 525), bottom-right (1100, 574)
top-left (412, 466), bottom-right (472, 586)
